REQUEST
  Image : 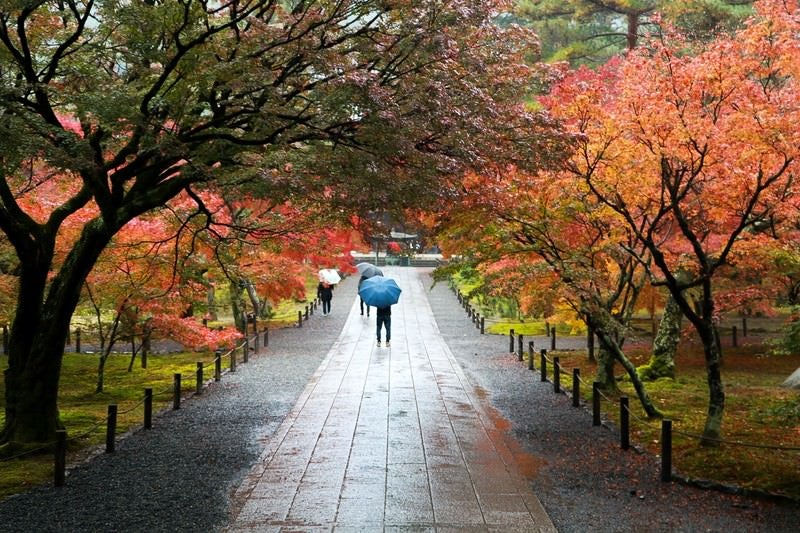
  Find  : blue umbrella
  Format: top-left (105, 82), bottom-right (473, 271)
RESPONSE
top-left (358, 276), bottom-right (401, 308)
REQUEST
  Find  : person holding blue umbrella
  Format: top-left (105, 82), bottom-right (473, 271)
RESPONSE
top-left (358, 276), bottom-right (401, 347)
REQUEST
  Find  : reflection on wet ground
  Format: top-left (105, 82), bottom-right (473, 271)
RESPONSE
top-left (227, 268), bottom-right (555, 532)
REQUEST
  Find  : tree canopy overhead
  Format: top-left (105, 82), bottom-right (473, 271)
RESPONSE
top-left (0, 0), bottom-right (567, 448)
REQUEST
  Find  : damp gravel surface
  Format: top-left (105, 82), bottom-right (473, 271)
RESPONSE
top-left (1, 269), bottom-right (798, 532)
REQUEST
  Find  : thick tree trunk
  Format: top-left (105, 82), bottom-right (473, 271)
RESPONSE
top-left (1, 223), bottom-right (113, 450)
top-left (595, 346), bottom-right (618, 391)
top-left (638, 293), bottom-right (682, 380)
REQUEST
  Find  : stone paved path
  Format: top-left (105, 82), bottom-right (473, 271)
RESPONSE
top-left (227, 267), bottom-right (555, 532)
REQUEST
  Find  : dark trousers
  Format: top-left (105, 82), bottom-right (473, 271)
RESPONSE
top-left (376, 315), bottom-right (391, 342)
top-left (360, 298), bottom-right (370, 315)
top-left (322, 299), bottom-right (331, 314)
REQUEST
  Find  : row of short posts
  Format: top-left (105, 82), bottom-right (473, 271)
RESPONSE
top-left (297, 299), bottom-right (319, 327)
top-left (56, 339), bottom-right (259, 487)
top-left (513, 334), bottom-right (675, 484)
top-left (456, 290), bottom-right (485, 334)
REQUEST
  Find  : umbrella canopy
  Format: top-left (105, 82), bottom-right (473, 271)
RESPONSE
top-left (358, 276), bottom-right (401, 308)
top-left (356, 262), bottom-right (383, 278)
top-left (318, 269), bottom-right (342, 285)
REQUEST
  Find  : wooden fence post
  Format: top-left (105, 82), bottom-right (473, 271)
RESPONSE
top-left (661, 419), bottom-right (673, 482)
top-left (214, 350), bottom-right (222, 382)
top-left (550, 327), bottom-right (556, 351)
top-left (592, 382), bottom-right (601, 426)
top-left (572, 368), bottom-right (580, 407)
top-left (54, 430), bottom-right (67, 487)
top-left (106, 404), bottom-right (117, 453)
top-left (528, 341), bottom-right (535, 371)
top-left (144, 388), bottom-right (153, 429)
top-left (540, 349), bottom-right (547, 382)
top-left (620, 396), bottom-right (629, 450)
top-left (196, 362), bottom-right (203, 394)
top-left (298, 310), bottom-right (303, 328)
top-left (509, 329), bottom-right (515, 353)
top-left (517, 334), bottom-right (524, 362)
top-left (173, 373), bottom-right (181, 410)
top-left (553, 356), bottom-right (561, 393)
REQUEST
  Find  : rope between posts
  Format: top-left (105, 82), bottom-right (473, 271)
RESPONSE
top-left (671, 426), bottom-right (800, 452)
top-left (0, 442), bottom-right (55, 462)
top-left (118, 396), bottom-right (147, 415)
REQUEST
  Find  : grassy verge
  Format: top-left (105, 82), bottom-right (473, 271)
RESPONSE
top-left (529, 345), bottom-right (800, 500)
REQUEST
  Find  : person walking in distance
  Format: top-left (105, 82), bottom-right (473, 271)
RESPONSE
top-left (358, 275), bottom-right (370, 317)
top-left (376, 304), bottom-right (391, 347)
top-left (317, 281), bottom-right (333, 316)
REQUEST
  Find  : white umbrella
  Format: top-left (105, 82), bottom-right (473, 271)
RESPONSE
top-left (318, 269), bottom-right (342, 284)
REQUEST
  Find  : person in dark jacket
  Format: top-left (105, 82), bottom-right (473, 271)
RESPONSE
top-left (358, 276), bottom-right (370, 317)
top-left (317, 281), bottom-right (333, 315)
top-left (376, 305), bottom-right (391, 347)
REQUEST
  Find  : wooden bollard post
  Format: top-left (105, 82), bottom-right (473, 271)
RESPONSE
top-left (243, 338), bottom-right (249, 363)
top-left (732, 325), bottom-right (738, 348)
top-left (572, 368), bottom-right (580, 407)
top-left (304, 305), bottom-right (309, 321)
top-left (509, 329), bottom-right (515, 353)
top-left (54, 429), bottom-right (67, 487)
top-left (540, 349), bottom-right (547, 382)
top-left (214, 350), bottom-right (222, 381)
top-left (254, 323), bottom-right (260, 352)
top-left (545, 321), bottom-right (550, 336)
top-left (517, 334), bottom-right (524, 362)
top-left (298, 310), bottom-right (303, 328)
top-left (742, 316), bottom-right (748, 337)
top-left (230, 347), bottom-right (237, 373)
top-left (480, 317), bottom-right (485, 335)
top-left (263, 328), bottom-right (269, 347)
top-left (553, 356), bottom-right (561, 393)
top-left (75, 328), bottom-right (81, 353)
top-left (661, 419), bottom-right (673, 482)
top-left (173, 373), bottom-right (181, 410)
top-left (106, 404), bottom-right (117, 453)
top-left (551, 327), bottom-right (556, 351)
top-left (144, 388), bottom-right (153, 429)
top-left (528, 341), bottom-right (535, 370)
top-left (620, 396), bottom-right (630, 450)
top-left (592, 382), bottom-right (601, 426)
top-left (196, 362), bottom-right (203, 394)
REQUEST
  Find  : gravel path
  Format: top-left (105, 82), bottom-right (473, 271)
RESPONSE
top-left (0, 269), bottom-right (797, 532)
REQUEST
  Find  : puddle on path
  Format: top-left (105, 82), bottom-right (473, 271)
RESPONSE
top-left (472, 384), bottom-right (548, 479)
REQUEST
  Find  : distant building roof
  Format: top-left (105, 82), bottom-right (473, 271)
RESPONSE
top-left (390, 230), bottom-right (418, 240)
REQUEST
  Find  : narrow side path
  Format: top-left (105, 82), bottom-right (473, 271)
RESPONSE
top-left (227, 267), bottom-right (555, 531)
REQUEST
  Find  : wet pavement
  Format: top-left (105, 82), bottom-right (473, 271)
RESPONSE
top-left (227, 267), bottom-right (555, 532)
